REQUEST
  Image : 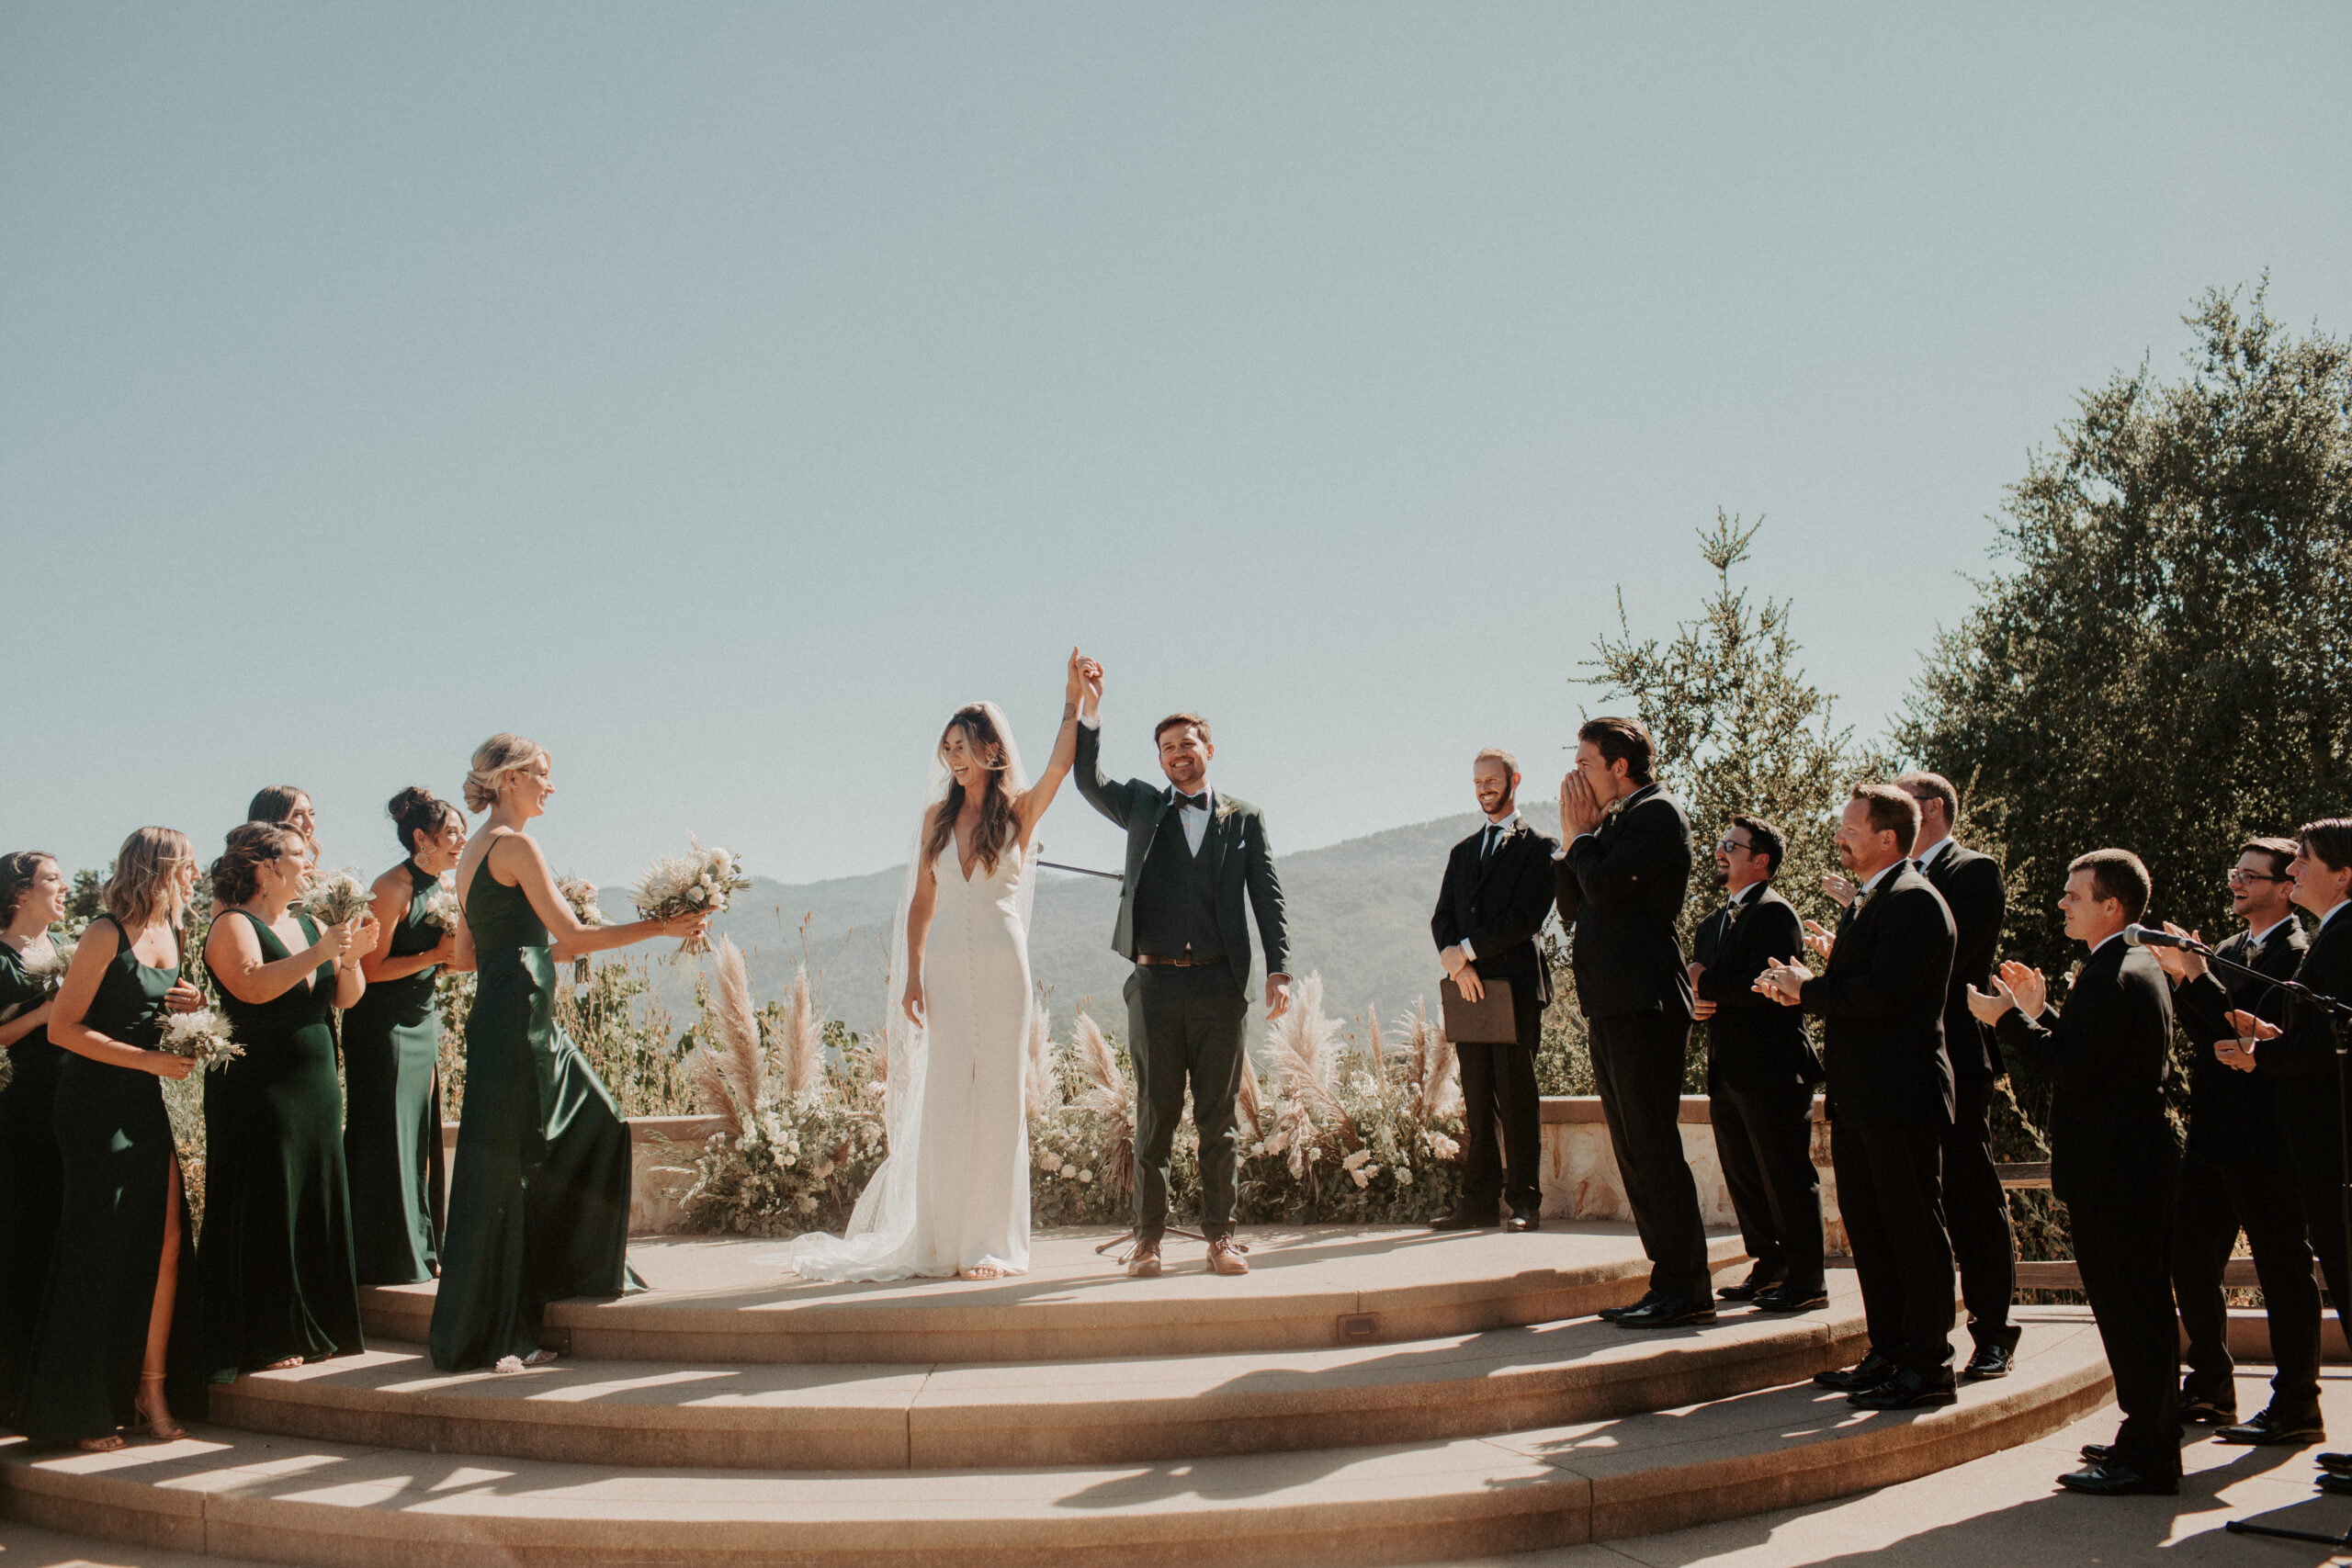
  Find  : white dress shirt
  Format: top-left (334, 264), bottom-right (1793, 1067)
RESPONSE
top-left (1455, 812), bottom-right (1521, 963)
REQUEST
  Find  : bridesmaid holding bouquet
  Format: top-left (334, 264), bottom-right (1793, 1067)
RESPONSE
top-left (0, 852), bottom-right (72, 1408)
top-left (345, 787), bottom-right (469, 1284)
top-left (431, 734), bottom-right (707, 1372)
top-left (10, 829), bottom-right (207, 1449)
top-left (199, 822), bottom-right (377, 1380)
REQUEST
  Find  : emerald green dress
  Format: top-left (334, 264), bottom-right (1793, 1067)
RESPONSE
top-left (0, 941), bottom-right (66, 1409)
top-left (199, 909), bottom-right (364, 1380)
top-left (429, 859), bottom-right (640, 1371)
top-left (342, 863), bottom-right (447, 1283)
top-left (7, 918), bottom-right (204, 1441)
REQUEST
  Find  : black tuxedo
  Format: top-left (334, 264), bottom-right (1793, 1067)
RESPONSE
top-left (1073, 721), bottom-right (1290, 1244)
top-left (1917, 840), bottom-right (2017, 1355)
top-left (1798, 863), bottom-right (1957, 1374)
top-left (1997, 942), bottom-right (2182, 1482)
top-left (1695, 883), bottom-right (1824, 1292)
top-left (1554, 782), bottom-right (1710, 1303)
top-left (1432, 816), bottom-right (1559, 1219)
top-left (2168, 918), bottom-right (2320, 1417)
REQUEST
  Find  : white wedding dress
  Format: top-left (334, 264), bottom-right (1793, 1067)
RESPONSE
top-left (763, 825), bottom-right (1035, 1282)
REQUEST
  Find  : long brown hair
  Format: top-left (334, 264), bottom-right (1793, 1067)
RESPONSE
top-left (922, 705), bottom-right (1021, 877)
top-left (101, 827), bottom-right (195, 933)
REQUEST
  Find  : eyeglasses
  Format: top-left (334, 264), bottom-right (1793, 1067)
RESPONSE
top-left (1715, 837), bottom-right (1754, 854)
top-left (2226, 868), bottom-right (2289, 886)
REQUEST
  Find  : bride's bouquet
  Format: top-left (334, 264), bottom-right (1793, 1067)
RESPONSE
top-left (630, 839), bottom-right (748, 957)
top-left (303, 866), bottom-right (373, 929)
top-left (557, 875), bottom-right (605, 980)
top-left (159, 1005), bottom-right (245, 1072)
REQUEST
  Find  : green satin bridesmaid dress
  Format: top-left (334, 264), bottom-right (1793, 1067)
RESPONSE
top-left (341, 862), bottom-right (447, 1284)
top-left (7, 917), bottom-right (204, 1441)
top-left (429, 858), bottom-right (640, 1371)
top-left (199, 909), bottom-right (364, 1380)
top-left (0, 940), bottom-right (67, 1408)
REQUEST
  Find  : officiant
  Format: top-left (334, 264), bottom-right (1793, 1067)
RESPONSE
top-left (1432, 749), bottom-right (1560, 1232)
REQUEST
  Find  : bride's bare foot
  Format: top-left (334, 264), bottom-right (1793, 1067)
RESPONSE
top-left (959, 1266), bottom-right (1007, 1280)
top-left (258, 1356), bottom-right (303, 1372)
top-left (133, 1372), bottom-right (185, 1441)
top-left (77, 1434), bottom-right (126, 1452)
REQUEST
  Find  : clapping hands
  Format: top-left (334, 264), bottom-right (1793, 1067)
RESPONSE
top-left (2217, 1008), bottom-right (2281, 1074)
top-left (1965, 958), bottom-right (2046, 1025)
top-left (1753, 960), bottom-right (1810, 1007)
top-left (2149, 923), bottom-right (2209, 982)
top-left (1802, 919), bottom-right (1837, 962)
top-left (1820, 873), bottom-right (1856, 908)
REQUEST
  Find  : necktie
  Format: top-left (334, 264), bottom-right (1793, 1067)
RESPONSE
top-left (1481, 825), bottom-right (1500, 863)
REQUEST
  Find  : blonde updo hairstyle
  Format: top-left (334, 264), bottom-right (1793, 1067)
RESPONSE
top-left (465, 733), bottom-right (548, 814)
top-left (102, 827), bottom-right (197, 932)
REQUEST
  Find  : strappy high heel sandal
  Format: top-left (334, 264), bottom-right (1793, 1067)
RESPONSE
top-left (130, 1371), bottom-right (186, 1440)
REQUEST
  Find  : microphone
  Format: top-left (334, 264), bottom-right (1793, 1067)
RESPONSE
top-left (2122, 924), bottom-right (2199, 951)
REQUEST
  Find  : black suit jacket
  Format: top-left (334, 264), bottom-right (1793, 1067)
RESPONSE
top-left (1919, 840), bottom-right (2007, 1089)
top-left (1799, 863), bottom-right (1956, 1125)
top-left (1995, 941), bottom-right (2178, 1206)
top-left (1695, 884), bottom-right (1823, 1093)
top-left (1072, 721), bottom-right (1289, 998)
top-left (2172, 919), bottom-right (2303, 1164)
top-left (1553, 782), bottom-right (1694, 1021)
top-left (1432, 818), bottom-right (1560, 1009)
top-left (2245, 907), bottom-right (2352, 1081)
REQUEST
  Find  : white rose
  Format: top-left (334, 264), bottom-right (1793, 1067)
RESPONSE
top-left (1078, 1168), bottom-right (1093, 1183)
top-left (1396, 1168), bottom-right (1413, 1186)
top-left (1040, 1152), bottom-right (1062, 1173)
top-left (687, 885), bottom-right (708, 905)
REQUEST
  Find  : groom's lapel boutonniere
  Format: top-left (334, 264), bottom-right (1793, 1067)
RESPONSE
top-left (1214, 795), bottom-right (1238, 821)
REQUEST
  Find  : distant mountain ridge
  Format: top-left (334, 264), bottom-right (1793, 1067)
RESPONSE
top-left (610, 810), bottom-right (1541, 1044)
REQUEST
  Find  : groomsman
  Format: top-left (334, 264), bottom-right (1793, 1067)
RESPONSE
top-left (1431, 749), bottom-right (1559, 1231)
top-left (2152, 837), bottom-right (2318, 1443)
top-left (1969, 850), bottom-right (2181, 1496)
top-left (1894, 771), bottom-right (2019, 1382)
top-left (1690, 816), bottom-right (1826, 1312)
top-left (1554, 716), bottom-right (1713, 1330)
top-left (1758, 785), bottom-right (1957, 1409)
top-left (1073, 676), bottom-right (1292, 1280)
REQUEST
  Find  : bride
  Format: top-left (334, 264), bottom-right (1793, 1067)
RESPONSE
top-left (766, 650), bottom-right (1092, 1281)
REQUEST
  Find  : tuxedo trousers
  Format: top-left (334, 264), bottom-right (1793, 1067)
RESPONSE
top-left (2273, 1077), bottom-right (2352, 1356)
top-left (1829, 1117), bottom-right (1953, 1373)
top-left (2073, 1180), bottom-right (2182, 1482)
top-left (2171, 1147), bottom-right (2321, 1416)
top-left (1125, 964), bottom-right (1248, 1243)
top-left (1939, 1077), bottom-right (2017, 1350)
top-left (1456, 990), bottom-right (1544, 1218)
top-left (1708, 1080), bottom-right (1823, 1292)
top-left (1589, 1010), bottom-right (1711, 1303)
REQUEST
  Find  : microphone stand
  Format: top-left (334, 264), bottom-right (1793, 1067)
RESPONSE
top-left (2183, 935), bottom-right (2352, 1546)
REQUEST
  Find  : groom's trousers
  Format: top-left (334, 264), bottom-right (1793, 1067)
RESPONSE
top-left (1125, 964), bottom-right (1250, 1243)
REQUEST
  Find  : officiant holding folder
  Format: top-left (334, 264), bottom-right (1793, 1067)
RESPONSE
top-left (1433, 749), bottom-right (1559, 1232)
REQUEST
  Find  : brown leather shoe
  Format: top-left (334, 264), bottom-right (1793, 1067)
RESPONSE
top-left (1125, 1237), bottom-right (1162, 1279)
top-left (1207, 1235), bottom-right (1250, 1276)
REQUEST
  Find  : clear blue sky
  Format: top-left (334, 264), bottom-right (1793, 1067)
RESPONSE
top-left (5, 3), bottom-right (2347, 889)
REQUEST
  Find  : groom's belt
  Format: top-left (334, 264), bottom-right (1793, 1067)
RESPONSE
top-left (1136, 953), bottom-right (1225, 967)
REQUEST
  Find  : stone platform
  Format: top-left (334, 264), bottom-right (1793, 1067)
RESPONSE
top-left (1, 1226), bottom-right (2114, 1568)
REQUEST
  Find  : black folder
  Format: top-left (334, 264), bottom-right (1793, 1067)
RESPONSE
top-left (1439, 976), bottom-right (1518, 1043)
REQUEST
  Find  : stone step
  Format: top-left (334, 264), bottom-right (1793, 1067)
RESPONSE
top-left (0, 1316), bottom-right (2113, 1568)
top-left (214, 1277), bottom-right (1868, 1470)
top-left (360, 1225), bottom-right (1749, 1364)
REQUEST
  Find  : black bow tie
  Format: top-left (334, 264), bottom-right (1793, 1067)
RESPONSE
top-left (1172, 790), bottom-right (1209, 812)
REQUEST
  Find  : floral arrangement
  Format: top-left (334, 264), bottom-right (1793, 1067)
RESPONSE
top-left (159, 1006), bottom-right (245, 1071)
top-left (677, 967), bottom-right (1467, 1236)
top-left (302, 866), bottom-right (372, 928)
top-left (556, 875), bottom-right (604, 980)
top-left (22, 933), bottom-right (76, 989)
top-left (631, 838), bottom-right (749, 956)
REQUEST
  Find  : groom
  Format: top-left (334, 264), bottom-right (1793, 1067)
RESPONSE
top-left (1074, 660), bottom-right (1291, 1280)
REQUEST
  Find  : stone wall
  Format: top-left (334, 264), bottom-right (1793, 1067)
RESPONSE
top-left (444, 1097), bottom-right (1846, 1244)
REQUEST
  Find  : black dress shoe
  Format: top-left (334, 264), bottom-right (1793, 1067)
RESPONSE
top-left (1598, 1291), bottom-right (1657, 1323)
top-left (1613, 1295), bottom-right (1717, 1330)
top-left (2058, 1461), bottom-right (2177, 1496)
top-left (1815, 1351), bottom-right (1894, 1392)
top-left (1428, 1212), bottom-right (1493, 1233)
top-left (1848, 1367), bottom-right (1958, 1410)
top-left (2317, 1450), bottom-right (2352, 1471)
top-left (2080, 1443), bottom-right (2113, 1464)
top-left (2177, 1392), bottom-right (2237, 1426)
top-left (1753, 1284), bottom-right (1829, 1313)
top-left (1504, 1212), bottom-right (1540, 1233)
top-left (2319, 1472), bottom-right (2352, 1496)
top-left (2214, 1408), bottom-right (2326, 1447)
top-left (1960, 1343), bottom-right (2014, 1382)
top-left (1717, 1268), bottom-right (1784, 1303)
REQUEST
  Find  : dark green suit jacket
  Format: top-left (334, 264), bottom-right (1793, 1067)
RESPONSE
top-left (1073, 721), bottom-right (1290, 998)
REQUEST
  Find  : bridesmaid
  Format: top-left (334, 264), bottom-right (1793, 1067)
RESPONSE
top-left (200, 823), bottom-right (376, 1379)
top-left (345, 788), bottom-right (469, 1284)
top-left (1, 852), bottom-right (71, 1409)
top-left (430, 734), bottom-right (707, 1372)
top-left (247, 784), bottom-right (319, 862)
top-left (11, 829), bottom-right (207, 1450)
